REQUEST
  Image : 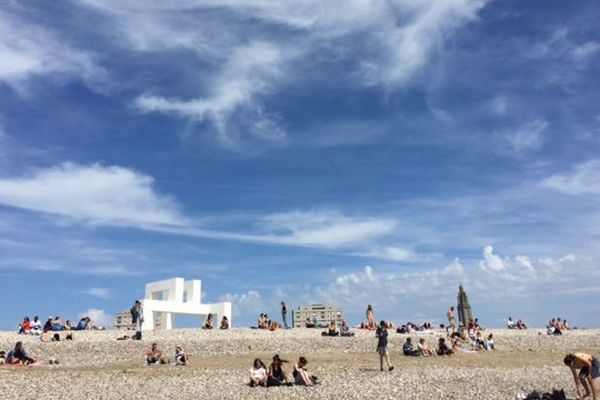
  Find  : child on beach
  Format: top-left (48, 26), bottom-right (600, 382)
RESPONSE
top-left (249, 358), bottom-right (268, 387)
top-left (376, 320), bottom-right (394, 371)
top-left (564, 353), bottom-right (599, 400)
top-left (293, 357), bottom-right (318, 386)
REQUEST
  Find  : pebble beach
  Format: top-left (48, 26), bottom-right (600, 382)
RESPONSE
top-left (1, 328), bottom-right (599, 399)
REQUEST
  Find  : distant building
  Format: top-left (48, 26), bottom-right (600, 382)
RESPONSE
top-left (292, 304), bottom-right (344, 328)
top-left (113, 309), bottom-right (163, 331)
top-left (457, 284), bottom-right (474, 328)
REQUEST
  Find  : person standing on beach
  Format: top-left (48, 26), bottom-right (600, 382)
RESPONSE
top-left (131, 300), bottom-right (143, 340)
top-left (366, 305), bottom-right (376, 330)
top-left (564, 353), bottom-right (599, 400)
top-left (447, 306), bottom-right (457, 333)
top-left (281, 302), bottom-right (289, 329)
top-left (376, 320), bottom-right (394, 372)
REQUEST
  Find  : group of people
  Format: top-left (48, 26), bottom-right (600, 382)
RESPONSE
top-left (18, 315), bottom-right (95, 335)
top-left (144, 342), bottom-right (188, 366)
top-left (320, 320), bottom-right (354, 337)
top-left (249, 355), bottom-right (318, 387)
top-left (257, 313), bottom-right (281, 331)
top-left (201, 313), bottom-right (230, 330)
top-left (507, 317), bottom-right (528, 330)
top-left (548, 318), bottom-right (570, 335)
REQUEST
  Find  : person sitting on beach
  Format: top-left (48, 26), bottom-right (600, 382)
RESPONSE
top-left (518, 319), bottom-right (528, 329)
top-left (486, 333), bottom-right (494, 350)
top-left (30, 316), bottom-right (42, 335)
top-left (376, 320), bottom-right (394, 371)
top-left (220, 316), bottom-right (229, 330)
top-left (437, 337), bottom-right (453, 356)
top-left (203, 313), bottom-right (214, 330)
top-left (403, 337), bottom-right (419, 356)
top-left (6, 342), bottom-right (36, 365)
top-left (145, 343), bottom-right (166, 365)
top-left (340, 320), bottom-right (355, 337)
top-left (64, 320), bottom-right (73, 330)
top-left (293, 357), bottom-right (318, 386)
top-left (417, 338), bottom-right (436, 356)
top-left (321, 321), bottom-right (340, 337)
top-left (51, 316), bottom-right (64, 331)
top-left (267, 354), bottom-right (289, 386)
top-left (0, 351), bottom-right (6, 365)
top-left (249, 358), bottom-right (268, 387)
top-left (269, 321), bottom-right (280, 331)
top-left (305, 318), bottom-right (315, 328)
top-left (564, 320), bottom-right (571, 330)
top-left (507, 317), bottom-right (515, 329)
top-left (474, 331), bottom-right (486, 351)
top-left (43, 317), bottom-right (53, 333)
top-left (18, 317), bottom-right (31, 335)
top-left (75, 317), bottom-right (87, 330)
top-left (564, 353), bottom-right (599, 400)
top-left (173, 346), bottom-right (188, 365)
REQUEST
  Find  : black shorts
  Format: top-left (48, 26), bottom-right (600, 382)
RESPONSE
top-left (580, 358), bottom-right (600, 380)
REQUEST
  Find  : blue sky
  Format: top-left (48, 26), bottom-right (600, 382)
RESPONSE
top-left (1, 0), bottom-right (600, 330)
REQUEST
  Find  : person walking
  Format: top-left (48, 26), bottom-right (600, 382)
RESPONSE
top-left (131, 300), bottom-right (144, 340)
top-left (376, 320), bottom-right (393, 372)
top-left (281, 302), bottom-right (289, 329)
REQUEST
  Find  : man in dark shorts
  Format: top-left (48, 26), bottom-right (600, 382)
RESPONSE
top-left (376, 320), bottom-right (393, 372)
top-left (564, 353), bottom-right (599, 400)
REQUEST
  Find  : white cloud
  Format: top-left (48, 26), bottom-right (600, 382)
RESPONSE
top-left (360, 246), bottom-right (416, 262)
top-left (542, 159), bottom-right (600, 195)
top-left (0, 10), bottom-right (105, 92)
top-left (81, 287), bottom-right (111, 299)
top-left (79, 308), bottom-right (112, 328)
top-left (80, 0), bottom-right (487, 148)
top-left (0, 163), bottom-right (188, 229)
top-left (479, 245), bottom-right (505, 271)
top-left (257, 210), bottom-right (397, 249)
top-left (505, 120), bottom-right (547, 153)
top-left (219, 290), bottom-right (264, 317)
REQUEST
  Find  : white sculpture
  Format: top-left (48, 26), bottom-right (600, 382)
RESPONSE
top-left (141, 277), bottom-right (232, 331)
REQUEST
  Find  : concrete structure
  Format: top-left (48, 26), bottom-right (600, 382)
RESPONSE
top-left (457, 284), bottom-right (474, 328)
top-left (140, 277), bottom-right (232, 331)
top-left (292, 304), bottom-right (344, 328)
top-left (113, 309), bottom-right (162, 330)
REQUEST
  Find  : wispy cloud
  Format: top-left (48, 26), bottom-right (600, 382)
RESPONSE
top-left (0, 164), bottom-right (398, 252)
top-left (135, 41), bottom-right (290, 151)
top-left (0, 9), bottom-right (106, 93)
top-left (504, 120), bottom-right (547, 153)
top-left (81, 287), bottom-right (111, 299)
top-left (79, 0), bottom-right (488, 149)
top-left (542, 159), bottom-right (600, 195)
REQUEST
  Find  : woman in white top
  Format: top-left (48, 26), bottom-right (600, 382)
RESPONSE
top-left (249, 358), bottom-right (268, 387)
